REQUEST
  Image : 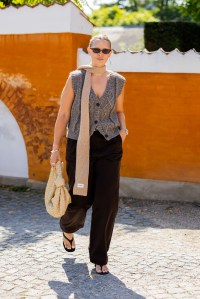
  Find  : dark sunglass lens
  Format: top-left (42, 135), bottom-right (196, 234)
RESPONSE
top-left (91, 48), bottom-right (101, 53)
top-left (102, 49), bottom-right (111, 54)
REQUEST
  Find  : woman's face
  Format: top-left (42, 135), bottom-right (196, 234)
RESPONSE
top-left (87, 39), bottom-right (112, 67)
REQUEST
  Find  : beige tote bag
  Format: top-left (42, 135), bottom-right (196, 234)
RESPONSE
top-left (44, 161), bottom-right (71, 218)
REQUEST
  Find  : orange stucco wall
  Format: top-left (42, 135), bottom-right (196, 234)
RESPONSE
top-left (1, 33), bottom-right (200, 184)
top-left (121, 72), bottom-right (200, 183)
top-left (0, 32), bottom-right (90, 181)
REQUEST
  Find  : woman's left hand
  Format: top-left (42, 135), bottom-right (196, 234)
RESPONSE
top-left (119, 130), bottom-right (127, 143)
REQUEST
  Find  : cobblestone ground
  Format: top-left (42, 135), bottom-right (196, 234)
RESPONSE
top-left (0, 187), bottom-right (200, 299)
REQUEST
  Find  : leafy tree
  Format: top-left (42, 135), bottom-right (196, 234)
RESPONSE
top-left (90, 5), bottom-right (158, 26)
top-left (180, 0), bottom-right (200, 23)
top-left (152, 0), bottom-right (189, 21)
top-left (0, 0), bottom-right (84, 8)
top-left (92, 0), bottom-right (194, 23)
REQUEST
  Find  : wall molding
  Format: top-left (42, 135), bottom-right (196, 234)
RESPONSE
top-left (78, 48), bottom-right (200, 73)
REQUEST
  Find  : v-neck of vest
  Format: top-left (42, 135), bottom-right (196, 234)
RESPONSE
top-left (91, 71), bottom-right (113, 100)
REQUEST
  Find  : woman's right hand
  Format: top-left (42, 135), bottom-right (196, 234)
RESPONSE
top-left (50, 151), bottom-right (62, 167)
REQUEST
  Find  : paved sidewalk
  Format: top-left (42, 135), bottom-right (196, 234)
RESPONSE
top-left (0, 187), bottom-right (200, 299)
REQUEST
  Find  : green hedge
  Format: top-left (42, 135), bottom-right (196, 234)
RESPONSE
top-left (144, 22), bottom-right (200, 52)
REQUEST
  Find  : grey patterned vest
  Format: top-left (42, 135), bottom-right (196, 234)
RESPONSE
top-left (67, 69), bottom-right (126, 141)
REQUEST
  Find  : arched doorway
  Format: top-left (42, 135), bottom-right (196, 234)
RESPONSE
top-left (0, 100), bottom-right (28, 178)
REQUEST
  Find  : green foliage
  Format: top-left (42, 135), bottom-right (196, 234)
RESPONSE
top-left (154, 5), bottom-right (191, 22)
top-left (93, 0), bottom-right (196, 23)
top-left (144, 21), bottom-right (200, 52)
top-left (0, 0), bottom-right (84, 8)
top-left (90, 5), bottom-right (158, 26)
top-left (180, 0), bottom-right (200, 23)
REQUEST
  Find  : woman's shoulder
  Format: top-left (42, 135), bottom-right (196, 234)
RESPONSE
top-left (69, 69), bottom-right (85, 92)
top-left (109, 70), bottom-right (126, 82)
top-left (70, 69), bottom-right (85, 78)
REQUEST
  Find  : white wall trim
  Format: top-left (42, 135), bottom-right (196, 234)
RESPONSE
top-left (0, 3), bottom-right (93, 35)
top-left (78, 48), bottom-right (200, 73)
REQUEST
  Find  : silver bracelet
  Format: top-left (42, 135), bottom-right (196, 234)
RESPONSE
top-left (50, 149), bottom-right (60, 153)
top-left (120, 128), bottom-right (129, 135)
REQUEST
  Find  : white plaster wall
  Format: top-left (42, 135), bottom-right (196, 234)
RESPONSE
top-left (0, 3), bottom-right (93, 35)
top-left (0, 100), bottom-right (28, 178)
top-left (78, 48), bottom-right (200, 73)
top-left (69, 3), bottom-right (92, 34)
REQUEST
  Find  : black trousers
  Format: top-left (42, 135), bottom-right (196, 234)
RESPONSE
top-left (60, 130), bottom-right (123, 265)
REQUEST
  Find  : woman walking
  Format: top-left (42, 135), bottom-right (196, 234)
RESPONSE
top-left (50, 35), bottom-right (128, 275)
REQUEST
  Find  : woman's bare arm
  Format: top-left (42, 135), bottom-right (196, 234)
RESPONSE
top-left (52, 75), bottom-right (74, 150)
top-left (116, 86), bottom-right (127, 142)
top-left (50, 75), bottom-right (74, 166)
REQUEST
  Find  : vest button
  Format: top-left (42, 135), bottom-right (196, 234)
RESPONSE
top-left (96, 103), bottom-right (100, 106)
top-left (105, 134), bottom-right (108, 138)
top-left (94, 120), bottom-right (98, 124)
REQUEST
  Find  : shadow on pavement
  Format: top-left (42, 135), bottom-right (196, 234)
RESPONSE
top-left (48, 257), bottom-right (146, 299)
top-left (0, 189), bottom-right (200, 250)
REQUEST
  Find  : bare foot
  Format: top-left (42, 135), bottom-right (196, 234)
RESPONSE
top-left (101, 265), bottom-right (109, 274)
top-left (95, 264), bottom-right (109, 275)
top-left (95, 264), bottom-right (102, 274)
top-left (63, 233), bottom-right (75, 251)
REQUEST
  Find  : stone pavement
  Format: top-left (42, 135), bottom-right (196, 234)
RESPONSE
top-left (0, 187), bottom-right (200, 299)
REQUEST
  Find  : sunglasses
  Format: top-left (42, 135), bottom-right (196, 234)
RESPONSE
top-left (90, 48), bottom-right (112, 54)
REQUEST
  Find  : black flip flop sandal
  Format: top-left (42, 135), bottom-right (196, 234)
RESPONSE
top-left (63, 232), bottom-right (75, 252)
top-left (95, 264), bottom-right (109, 275)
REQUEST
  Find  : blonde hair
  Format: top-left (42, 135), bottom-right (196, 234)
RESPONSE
top-left (89, 34), bottom-right (112, 49)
